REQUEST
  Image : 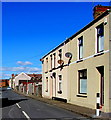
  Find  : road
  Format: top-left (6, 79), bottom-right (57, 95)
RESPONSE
top-left (1, 89), bottom-right (90, 120)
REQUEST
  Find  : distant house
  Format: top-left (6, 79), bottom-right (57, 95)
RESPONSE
top-left (0, 79), bottom-right (9, 87)
top-left (11, 72), bottom-right (42, 96)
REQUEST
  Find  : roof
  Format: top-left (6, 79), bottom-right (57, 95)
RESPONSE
top-left (40, 9), bottom-right (111, 60)
top-left (18, 74), bottom-right (42, 83)
top-left (0, 79), bottom-right (9, 81)
top-left (12, 73), bottom-right (42, 79)
top-left (27, 74), bottom-right (42, 78)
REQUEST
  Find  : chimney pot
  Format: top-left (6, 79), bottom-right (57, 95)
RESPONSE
top-left (93, 5), bottom-right (111, 19)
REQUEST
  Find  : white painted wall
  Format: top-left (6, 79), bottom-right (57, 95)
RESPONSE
top-left (13, 72), bottom-right (31, 87)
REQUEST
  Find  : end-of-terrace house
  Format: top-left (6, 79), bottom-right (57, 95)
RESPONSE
top-left (12, 72), bottom-right (31, 89)
top-left (11, 72), bottom-right (42, 95)
top-left (0, 79), bottom-right (9, 87)
top-left (40, 5), bottom-right (111, 115)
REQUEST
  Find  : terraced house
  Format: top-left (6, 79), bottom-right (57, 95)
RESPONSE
top-left (40, 5), bottom-right (111, 115)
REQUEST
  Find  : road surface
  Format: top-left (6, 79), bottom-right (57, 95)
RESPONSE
top-left (1, 89), bottom-right (90, 120)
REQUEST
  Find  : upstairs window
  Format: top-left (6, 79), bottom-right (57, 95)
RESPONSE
top-left (97, 24), bottom-right (104, 53)
top-left (53, 53), bottom-right (56, 68)
top-left (46, 58), bottom-right (48, 72)
top-left (78, 36), bottom-right (83, 59)
top-left (59, 49), bottom-right (62, 60)
top-left (50, 55), bottom-right (52, 70)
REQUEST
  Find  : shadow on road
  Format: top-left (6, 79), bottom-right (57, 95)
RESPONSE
top-left (0, 98), bottom-right (27, 108)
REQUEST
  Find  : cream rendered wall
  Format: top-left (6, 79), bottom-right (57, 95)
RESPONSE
top-left (55, 44), bottom-right (69, 100)
top-left (68, 15), bottom-right (110, 112)
top-left (41, 13), bottom-right (110, 113)
top-left (42, 43), bottom-right (69, 100)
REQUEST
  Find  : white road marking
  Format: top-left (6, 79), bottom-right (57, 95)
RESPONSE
top-left (22, 111), bottom-right (31, 120)
top-left (16, 103), bottom-right (21, 109)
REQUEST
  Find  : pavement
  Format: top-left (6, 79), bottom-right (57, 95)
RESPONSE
top-left (3, 90), bottom-right (87, 119)
top-left (14, 90), bottom-right (111, 120)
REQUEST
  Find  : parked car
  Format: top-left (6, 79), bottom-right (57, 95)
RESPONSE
top-left (0, 87), bottom-right (7, 91)
top-left (7, 87), bottom-right (11, 90)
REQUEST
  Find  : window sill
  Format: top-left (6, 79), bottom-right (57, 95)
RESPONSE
top-left (94, 52), bottom-right (104, 57)
top-left (76, 59), bottom-right (83, 63)
top-left (49, 68), bottom-right (56, 72)
top-left (76, 94), bottom-right (87, 98)
top-left (57, 65), bottom-right (62, 69)
top-left (52, 68), bottom-right (56, 70)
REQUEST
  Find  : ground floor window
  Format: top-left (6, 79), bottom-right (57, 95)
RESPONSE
top-left (46, 77), bottom-right (48, 92)
top-left (78, 69), bottom-right (87, 94)
top-left (58, 75), bottom-right (62, 94)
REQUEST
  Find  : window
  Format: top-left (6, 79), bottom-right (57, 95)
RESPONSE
top-left (97, 24), bottom-right (104, 53)
top-left (78, 69), bottom-right (87, 94)
top-left (59, 49), bottom-right (62, 60)
top-left (53, 53), bottom-right (56, 68)
top-left (50, 55), bottom-right (52, 70)
top-left (58, 75), bottom-right (62, 94)
top-left (78, 36), bottom-right (83, 59)
top-left (46, 58), bottom-right (48, 72)
top-left (46, 77), bottom-right (48, 92)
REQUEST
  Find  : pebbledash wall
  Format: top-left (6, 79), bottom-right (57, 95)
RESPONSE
top-left (40, 6), bottom-right (111, 113)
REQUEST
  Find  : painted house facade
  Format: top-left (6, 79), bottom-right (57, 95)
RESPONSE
top-left (12, 72), bottom-right (31, 89)
top-left (40, 6), bottom-right (111, 114)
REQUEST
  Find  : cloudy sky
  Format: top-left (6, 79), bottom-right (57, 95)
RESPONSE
top-left (1, 1), bottom-right (110, 79)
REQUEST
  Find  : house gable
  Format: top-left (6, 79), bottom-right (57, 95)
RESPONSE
top-left (14, 72), bottom-right (31, 86)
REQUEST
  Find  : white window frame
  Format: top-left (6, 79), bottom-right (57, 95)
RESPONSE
top-left (78, 69), bottom-right (87, 94)
top-left (58, 75), bottom-right (62, 92)
top-left (46, 77), bottom-right (48, 92)
top-left (52, 53), bottom-right (56, 68)
top-left (46, 58), bottom-right (48, 72)
top-left (96, 23), bottom-right (104, 53)
top-left (78, 36), bottom-right (83, 60)
top-left (50, 55), bottom-right (52, 70)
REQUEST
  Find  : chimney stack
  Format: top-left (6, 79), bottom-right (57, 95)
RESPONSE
top-left (12, 74), bottom-right (14, 77)
top-left (93, 5), bottom-right (111, 19)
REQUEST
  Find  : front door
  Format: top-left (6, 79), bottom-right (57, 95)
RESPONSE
top-left (97, 66), bottom-right (104, 106)
top-left (52, 72), bottom-right (56, 98)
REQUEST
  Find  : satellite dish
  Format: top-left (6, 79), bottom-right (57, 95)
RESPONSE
top-left (58, 60), bottom-right (64, 64)
top-left (65, 52), bottom-right (72, 58)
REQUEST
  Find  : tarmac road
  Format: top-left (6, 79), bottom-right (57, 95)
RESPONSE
top-left (1, 89), bottom-right (90, 120)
